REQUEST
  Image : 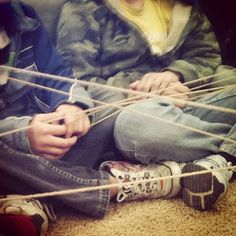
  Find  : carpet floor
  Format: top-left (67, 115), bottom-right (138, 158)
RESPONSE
top-left (49, 178), bottom-right (236, 236)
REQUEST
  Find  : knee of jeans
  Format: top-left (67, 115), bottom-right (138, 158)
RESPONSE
top-left (114, 100), bottom-right (172, 144)
top-left (114, 108), bottom-right (144, 160)
top-left (114, 100), bottom-right (188, 163)
top-left (114, 109), bottom-right (135, 146)
top-left (114, 109), bottom-right (164, 163)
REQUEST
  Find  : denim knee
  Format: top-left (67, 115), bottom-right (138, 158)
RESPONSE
top-left (114, 100), bottom-right (178, 164)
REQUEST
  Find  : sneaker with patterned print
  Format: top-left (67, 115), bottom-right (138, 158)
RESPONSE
top-left (100, 160), bottom-right (182, 202)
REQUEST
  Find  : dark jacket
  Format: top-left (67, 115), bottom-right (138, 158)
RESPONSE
top-left (0, 0), bottom-right (93, 153)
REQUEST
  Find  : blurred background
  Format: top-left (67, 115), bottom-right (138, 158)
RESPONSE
top-left (198, 0), bottom-right (236, 66)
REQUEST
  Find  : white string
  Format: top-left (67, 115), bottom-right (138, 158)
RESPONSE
top-left (2, 65), bottom-right (235, 89)
top-left (0, 165), bottom-right (235, 203)
top-left (169, 84), bottom-right (235, 99)
top-left (0, 65), bottom-right (236, 114)
top-left (0, 77), bottom-right (235, 144)
top-left (6, 73), bottom-right (236, 114)
top-left (184, 68), bottom-right (236, 86)
top-left (1, 75), bottom-right (235, 144)
top-left (190, 75), bottom-right (236, 91)
top-left (0, 66), bottom-right (236, 202)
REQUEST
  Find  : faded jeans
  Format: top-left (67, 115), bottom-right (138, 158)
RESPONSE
top-left (114, 87), bottom-right (236, 164)
top-left (0, 87), bottom-right (125, 218)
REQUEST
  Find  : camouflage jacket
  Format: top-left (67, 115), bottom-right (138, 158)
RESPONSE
top-left (57, 0), bottom-right (221, 89)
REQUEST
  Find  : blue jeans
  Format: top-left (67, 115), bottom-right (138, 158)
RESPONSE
top-left (114, 87), bottom-right (236, 164)
top-left (0, 88), bottom-right (125, 218)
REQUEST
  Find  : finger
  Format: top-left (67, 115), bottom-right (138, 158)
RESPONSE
top-left (77, 118), bottom-right (91, 137)
top-left (162, 86), bottom-right (185, 97)
top-left (159, 77), bottom-right (174, 90)
top-left (64, 112), bottom-right (87, 138)
top-left (51, 120), bottom-right (61, 125)
top-left (150, 79), bottom-right (162, 93)
top-left (48, 135), bottom-right (78, 148)
top-left (159, 72), bottom-right (179, 89)
top-left (162, 87), bottom-right (188, 108)
top-left (65, 120), bottom-right (76, 138)
top-left (165, 83), bottom-right (190, 99)
top-left (162, 88), bottom-right (177, 96)
top-left (173, 83), bottom-right (190, 94)
top-left (129, 81), bottom-right (140, 90)
top-left (141, 76), bottom-right (155, 93)
top-left (41, 152), bottom-right (66, 160)
top-left (63, 114), bottom-right (77, 138)
top-left (41, 123), bottom-right (67, 136)
top-left (173, 96), bottom-right (188, 108)
top-left (34, 112), bottom-right (64, 123)
top-left (85, 116), bottom-right (91, 131)
top-left (173, 93), bottom-right (189, 103)
top-left (40, 145), bottom-right (72, 159)
top-left (136, 74), bottom-right (150, 91)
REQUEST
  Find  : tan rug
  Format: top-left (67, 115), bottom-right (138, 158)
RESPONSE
top-left (49, 178), bottom-right (236, 236)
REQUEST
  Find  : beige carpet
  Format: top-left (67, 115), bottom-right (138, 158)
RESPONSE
top-left (49, 178), bottom-right (236, 236)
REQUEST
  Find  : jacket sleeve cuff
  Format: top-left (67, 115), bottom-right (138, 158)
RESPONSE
top-left (164, 60), bottom-right (199, 87)
top-left (50, 86), bottom-right (95, 123)
top-left (12, 117), bottom-right (33, 154)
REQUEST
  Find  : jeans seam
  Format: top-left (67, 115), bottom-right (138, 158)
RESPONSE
top-left (184, 90), bottom-right (236, 113)
top-left (37, 156), bottom-right (110, 217)
top-left (219, 145), bottom-right (236, 156)
top-left (97, 170), bottom-right (110, 216)
top-left (0, 141), bottom-right (110, 217)
top-left (37, 156), bottom-right (104, 185)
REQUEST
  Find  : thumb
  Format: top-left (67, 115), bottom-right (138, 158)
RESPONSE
top-left (34, 112), bottom-right (64, 124)
top-left (129, 81), bottom-right (140, 90)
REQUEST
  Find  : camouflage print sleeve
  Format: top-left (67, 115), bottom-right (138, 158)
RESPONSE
top-left (165, 10), bottom-right (222, 87)
top-left (57, 1), bottom-right (102, 82)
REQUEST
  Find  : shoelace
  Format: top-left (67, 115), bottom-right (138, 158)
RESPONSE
top-left (116, 171), bottom-right (162, 202)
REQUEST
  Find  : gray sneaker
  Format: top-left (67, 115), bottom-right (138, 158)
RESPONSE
top-left (100, 160), bottom-right (182, 202)
top-left (182, 155), bottom-right (233, 211)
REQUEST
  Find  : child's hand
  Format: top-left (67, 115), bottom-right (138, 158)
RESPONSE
top-left (28, 112), bottom-right (77, 160)
top-left (129, 71), bottom-right (181, 93)
top-left (55, 104), bottom-right (91, 138)
top-left (129, 71), bottom-right (190, 108)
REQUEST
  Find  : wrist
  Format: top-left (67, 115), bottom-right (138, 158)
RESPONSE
top-left (163, 70), bottom-right (184, 83)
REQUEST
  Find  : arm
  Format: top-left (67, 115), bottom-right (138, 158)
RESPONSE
top-left (0, 3), bottom-right (93, 158)
top-left (18, 2), bottom-right (94, 113)
top-left (32, 16), bottom-right (94, 112)
top-left (164, 10), bottom-right (222, 87)
top-left (31, 16), bottom-right (92, 158)
top-left (0, 117), bottom-right (32, 154)
top-left (130, 8), bottom-right (221, 107)
top-left (56, 1), bottom-right (104, 83)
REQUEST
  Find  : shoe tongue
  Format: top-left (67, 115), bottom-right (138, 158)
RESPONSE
top-left (102, 165), bottom-right (117, 178)
top-left (100, 162), bottom-right (124, 179)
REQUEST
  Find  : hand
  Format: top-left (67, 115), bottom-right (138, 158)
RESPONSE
top-left (129, 71), bottom-right (180, 93)
top-left (160, 81), bottom-right (190, 108)
top-left (28, 113), bottom-right (78, 160)
top-left (129, 71), bottom-right (190, 108)
top-left (55, 104), bottom-right (91, 138)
